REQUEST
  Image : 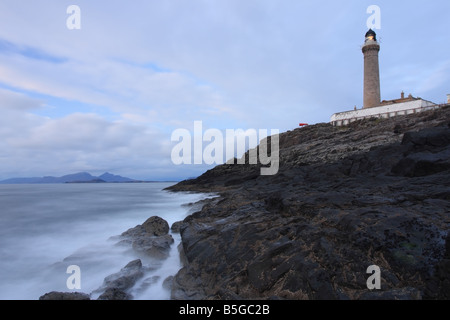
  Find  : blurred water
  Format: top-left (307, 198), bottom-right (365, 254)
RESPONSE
top-left (0, 183), bottom-right (210, 300)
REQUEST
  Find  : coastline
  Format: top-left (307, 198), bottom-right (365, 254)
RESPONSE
top-left (37, 106), bottom-right (450, 300)
top-left (167, 106), bottom-right (450, 300)
top-left (36, 186), bottom-right (215, 301)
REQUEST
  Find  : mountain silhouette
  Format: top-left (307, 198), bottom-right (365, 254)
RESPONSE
top-left (0, 172), bottom-right (136, 184)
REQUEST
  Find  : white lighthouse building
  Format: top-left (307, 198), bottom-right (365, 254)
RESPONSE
top-left (330, 29), bottom-right (442, 127)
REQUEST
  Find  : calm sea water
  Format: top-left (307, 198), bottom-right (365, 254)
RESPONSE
top-left (0, 183), bottom-right (211, 300)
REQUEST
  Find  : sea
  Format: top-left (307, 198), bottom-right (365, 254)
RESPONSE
top-left (0, 183), bottom-right (212, 300)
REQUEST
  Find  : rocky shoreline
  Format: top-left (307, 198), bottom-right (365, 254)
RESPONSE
top-left (40, 215), bottom-right (193, 300)
top-left (40, 106), bottom-right (450, 300)
top-left (167, 106), bottom-right (450, 300)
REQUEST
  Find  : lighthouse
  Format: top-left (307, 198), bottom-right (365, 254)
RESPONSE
top-left (362, 29), bottom-right (381, 109)
top-left (330, 28), bottom-right (441, 126)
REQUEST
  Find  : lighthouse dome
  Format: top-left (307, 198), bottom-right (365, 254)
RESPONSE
top-left (365, 29), bottom-right (377, 41)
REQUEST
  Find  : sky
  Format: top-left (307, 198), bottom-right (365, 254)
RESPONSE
top-left (0, 0), bottom-right (449, 181)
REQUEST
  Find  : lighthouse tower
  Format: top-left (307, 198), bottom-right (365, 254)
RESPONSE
top-left (330, 29), bottom-right (441, 127)
top-left (362, 29), bottom-right (381, 109)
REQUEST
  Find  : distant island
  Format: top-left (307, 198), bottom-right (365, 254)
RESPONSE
top-left (0, 172), bottom-right (153, 184)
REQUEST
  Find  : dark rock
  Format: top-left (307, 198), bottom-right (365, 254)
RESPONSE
top-left (264, 192), bottom-right (288, 212)
top-left (171, 267), bottom-right (206, 300)
top-left (162, 276), bottom-right (174, 291)
top-left (402, 127), bottom-right (450, 149)
top-left (142, 216), bottom-right (169, 236)
top-left (97, 288), bottom-right (132, 300)
top-left (171, 221), bottom-right (183, 233)
top-left (94, 259), bottom-right (143, 299)
top-left (130, 275), bottom-right (162, 297)
top-left (119, 216), bottom-right (173, 259)
top-left (132, 234), bottom-right (174, 259)
top-left (392, 151), bottom-right (450, 177)
top-left (359, 288), bottom-right (422, 300)
top-left (122, 216), bottom-right (169, 237)
top-left (102, 259), bottom-right (143, 291)
top-left (314, 283), bottom-right (339, 300)
top-left (445, 233), bottom-right (450, 258)
top-left (166, 107), bottom-right (450, 300)
top-left (124, 259), bottom-right (142, 270)
top-left (39, 292), bottom-right (90, 300)
top-left (178, 242), bottom-right (188, 267)
top-left (141, 276), bottom-right (161, 289)
top-left (392, 126), bottom-right (450, 177)
top-left (424, 233), bottom-right (450, 300)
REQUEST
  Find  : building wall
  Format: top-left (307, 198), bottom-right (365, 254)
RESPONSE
top-left (330, 100), bottom-right (439, 126)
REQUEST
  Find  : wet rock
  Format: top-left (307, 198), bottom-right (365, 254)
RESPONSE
top-left (39, 292), bottom-right (90, 300)
top-left (122, 216), bottom-right (169, 238)
top-left (171, 221), bottom-right (183, 233)
top-left (120, 216), bottom-right (173, 259)
top-left (103, 259), bottom-right (143, 290)
top-left (142, 216), bottom-right (170, 236)
top-left (178, 242), bottom-right (188, 267)
top-left (132, 234), bottom-right (174, 259)
top-left (140, 276), bottom-right (161, 291)
top-left (171, 267), bottom-right (206, 300)
top-left (162, 276), bottom-right (174, 291)
top-left (167, 107), bottom-right (450, 300)
top-left (95, 259), bottom-right (143, 299)
top-left (97, 288), bottom-right (132, 300)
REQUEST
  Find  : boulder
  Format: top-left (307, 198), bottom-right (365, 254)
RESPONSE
top-left (39, 292), bottom-right (90, 300)
top-left (97, 288), bottom-right (132, 300)
top-left (163, 276), bottom-right (174, 291)
top-left (142, 216), bottom-right (170, 236)
top-left (122, 216), bottom-right (169, 238)
top-left (95, 259), bottom-right (143, 299)
top-left (132, 234), bottom-right (174, 259)
top-left (171, 221), bottom-right (183, 233)
top-left (120, 216), bottom-right (173, 259)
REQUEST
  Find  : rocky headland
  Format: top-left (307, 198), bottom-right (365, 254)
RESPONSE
top-left (39, 106), bottom-right (450, 300)
top-left (167, 106), bottom-right (450, 300)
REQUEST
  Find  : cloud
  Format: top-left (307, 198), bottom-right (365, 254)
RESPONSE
top-left (0, 0), bottom-right (352, 129)
top-left (382, 59), bottom-right (450, 102)
top-left (0, 0), bottom-right (449, 180)
top-left (416, 60), bottom-right (450, 95)
top-left (0, 88), bottom-right (179, 179)
top-left (0, 51), bottom-right (231, 119)
top-left (0, 87), bottom-right (44, 111)
top-left (0, 38), bottom-right (67, 63)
